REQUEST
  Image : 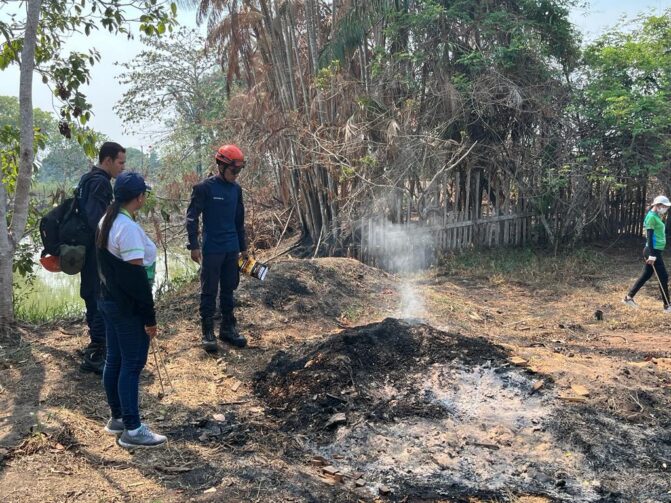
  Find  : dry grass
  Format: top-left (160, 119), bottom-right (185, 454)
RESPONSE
top-left (0, 243), bottom-right (669, 502)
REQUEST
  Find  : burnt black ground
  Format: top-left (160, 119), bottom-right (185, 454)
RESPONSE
top-left (255, 319), bottom-right (509, 438)
top-left (254, 318), bottom-right (671, 502)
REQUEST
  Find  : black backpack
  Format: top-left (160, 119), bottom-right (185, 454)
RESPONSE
top-left (39, 175), bottom-right (95, 260)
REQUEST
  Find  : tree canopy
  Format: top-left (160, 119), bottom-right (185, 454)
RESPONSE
top-left (115, 27), bottom-right (228, 175)
top-left (578, 12), bottom-right (671, 181)
top-left (0, 0), bottom-right (177, 327)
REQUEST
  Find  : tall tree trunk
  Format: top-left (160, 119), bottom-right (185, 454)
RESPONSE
top-left (280, 13), bottom-right (298, 109)
top-left (0, 0), bottom-right (42, 329)
top-left (288, 8), bottom-right (310, 113)
top-left (304, 0), bottom-right (320, 75)
top-left (258, 0), bottom-right (291, 113)
top-left (0, 183), bottom-right (13, 328)
top-left (305, 0), bottom-right (326, 123)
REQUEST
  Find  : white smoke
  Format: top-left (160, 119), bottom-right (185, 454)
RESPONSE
top-left (363, 219), bottom-right (433, 319)
top-left (399, 281), bottom-right (425, 319)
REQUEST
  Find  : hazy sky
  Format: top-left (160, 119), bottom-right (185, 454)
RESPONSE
top-left (0, 0), bottom-right (670, 152)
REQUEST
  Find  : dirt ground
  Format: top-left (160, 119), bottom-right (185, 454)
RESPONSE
top-left (1, 241), bottom-right (670, 502)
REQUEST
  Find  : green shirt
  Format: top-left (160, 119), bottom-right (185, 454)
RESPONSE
top-left (644, 210), bottom-right (666, 250)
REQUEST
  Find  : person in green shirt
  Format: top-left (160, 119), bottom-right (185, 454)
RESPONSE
top-left (624, 195), bottom-right (671, 311)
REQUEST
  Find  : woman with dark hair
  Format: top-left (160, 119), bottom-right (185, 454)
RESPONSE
top-left (97, 171), bottom-right (166, 449)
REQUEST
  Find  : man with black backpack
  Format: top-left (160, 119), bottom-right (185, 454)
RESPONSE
top-left (77, 142), bottom-right (126, 374)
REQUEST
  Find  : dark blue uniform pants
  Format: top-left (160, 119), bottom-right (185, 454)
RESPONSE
top-left (200, 252), bottom-right (240, 322)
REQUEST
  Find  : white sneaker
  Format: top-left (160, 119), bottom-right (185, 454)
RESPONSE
top-left (664, 306), bottom-right (671, 313)
top-left (622, 296), bottom-right (638, 308)
top-left (117, 424), bottom-right (167, 449)
top-left (104, 417), bottom-right (124, 435)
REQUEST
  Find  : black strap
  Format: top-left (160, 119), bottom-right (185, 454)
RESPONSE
top-left (76, 170), bottom-right (97, 202)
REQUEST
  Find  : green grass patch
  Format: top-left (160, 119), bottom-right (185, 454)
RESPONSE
top-left (13, 288), bottom-right (84, 324)
top-left (13, 269), bottom-right (84, 324)
top-left (438, 246), bottom-right (604, 285)
top-left (155, 267), bottom-right (199, 299)
top-left (12, 248), bottom-right (198, 323)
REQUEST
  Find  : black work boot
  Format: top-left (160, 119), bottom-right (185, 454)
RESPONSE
top-left (80, 344), bottom-right (106, 374)
top-left (201, 318), bottom-right (218, 353)
top-left (219, 314), bottom-right (247, 348)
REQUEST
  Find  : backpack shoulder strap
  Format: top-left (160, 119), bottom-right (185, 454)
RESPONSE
top-left (76, 170), bottom-right (97, 200)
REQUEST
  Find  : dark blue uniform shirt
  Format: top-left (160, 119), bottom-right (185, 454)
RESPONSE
top-left (186, 175), bottom-right (246, 255)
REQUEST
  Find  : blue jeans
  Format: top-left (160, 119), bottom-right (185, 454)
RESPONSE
top-left (98, 299), bottom-right (149, 431)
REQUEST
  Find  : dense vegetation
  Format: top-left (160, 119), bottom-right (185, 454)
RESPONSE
top-left (1, 0), bottom-right (670, 323)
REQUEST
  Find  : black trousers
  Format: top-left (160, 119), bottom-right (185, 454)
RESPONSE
top-left (629, 252), bottom-right (670, 307)
top-left (199, 252), bottom-right (240, 322)
top-left (80, 247), bottom-right (106, 347)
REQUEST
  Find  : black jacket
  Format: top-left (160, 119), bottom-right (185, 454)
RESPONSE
top-left (78, 168), bottom-right (112, 296)
top-left (77, 167), bottom-right (113, 235)
top-left (97, 247), bottom-right (156, 327)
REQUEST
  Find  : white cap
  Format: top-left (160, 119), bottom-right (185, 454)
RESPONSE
top-left (653, 195), bottom-right (671, 206)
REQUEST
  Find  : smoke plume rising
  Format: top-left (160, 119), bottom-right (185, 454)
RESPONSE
top-left (363, 219), bottom-right (434, 319)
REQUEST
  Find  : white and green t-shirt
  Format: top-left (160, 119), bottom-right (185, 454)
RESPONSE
top-left (100, 211), bottom-right (157, 279)
top-left (644, 210), bottom-right (667, 250)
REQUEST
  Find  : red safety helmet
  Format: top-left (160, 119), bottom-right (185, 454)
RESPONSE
top-left (40, 254), bottom-right (61, 273)
top-left (215, 144), bottom-right (245, 168)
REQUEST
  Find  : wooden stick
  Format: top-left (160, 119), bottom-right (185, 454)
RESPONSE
top-left (155, 340), bottom-right (174, 391)
top-left (150, 338), bottom-right (165, 396)
top-left (272, 206), bottom-right (294, 255)
top-left (313, 226), bottom-right (324, 258)
top-left (152, 338), bottom-right (174, 392)
top-left (652, 263), bottom-right (670, 307)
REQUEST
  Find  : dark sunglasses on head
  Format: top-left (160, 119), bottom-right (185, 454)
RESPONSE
top-left (229, 163), bottom-right (244, 174)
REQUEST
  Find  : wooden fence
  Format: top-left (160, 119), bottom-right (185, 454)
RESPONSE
top-left (356, 212), bottom-right (536, 270)
top-left (354, 169), bottom-right (648, 270)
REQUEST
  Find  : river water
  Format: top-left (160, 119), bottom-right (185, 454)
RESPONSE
top-left (13, 249), bottom-right (199, 321)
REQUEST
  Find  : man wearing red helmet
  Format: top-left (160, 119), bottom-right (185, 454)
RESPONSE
top-left (186, 144), bottom-right (248, 352)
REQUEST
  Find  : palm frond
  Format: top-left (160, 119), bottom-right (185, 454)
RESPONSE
top-left (319, 0), bottom-right (391, 69)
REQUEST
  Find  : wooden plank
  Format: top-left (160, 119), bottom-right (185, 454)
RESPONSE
top-left (368, 217), bottom-right (373, 265)
top-left (422, 213), bottom-right (534, 231)
top-left (455, 171), bottom-right (461, 212)
top-left (456, 215), bottom-right (461, 248)
top-left (465, 169), bottom-right (471, 247)
top-left (358, 217), bottom-right (362, 261)
top-left (522, 197), bottom-right (527, 245)
top-left (453, 212), bottom-right (458, 250)
top-left (443, 174), bottom-right (449, 226)
top-left (504, 218), bottom-right (510, 246)
top-left (406, 190), bottom-right (411, 224)
top-left (503, 175), bottom-right (511, 245)
top-left (474, 169), bottom-right (481, 246)
top-left (626, 189), bottom-right (632, 235)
